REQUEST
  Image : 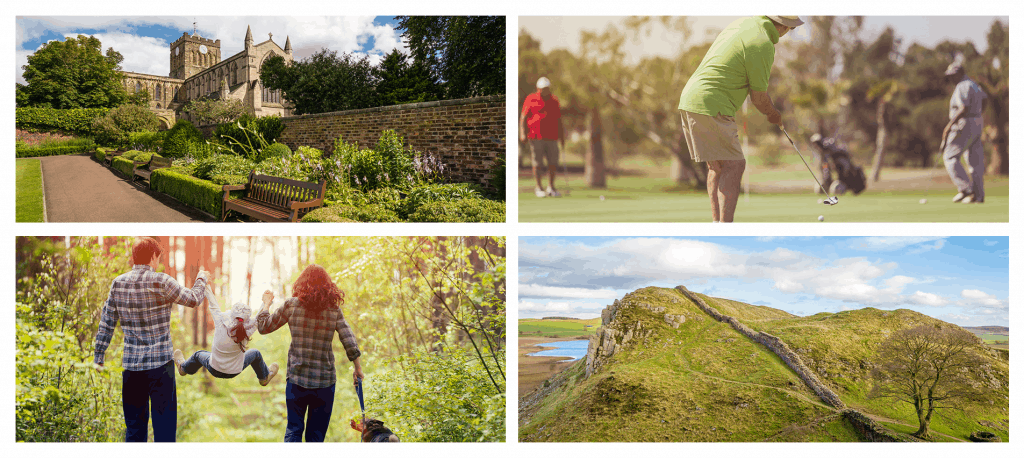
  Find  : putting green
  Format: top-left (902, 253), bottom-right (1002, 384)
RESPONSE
top-left (518, 176), bottom-right (1008, 222)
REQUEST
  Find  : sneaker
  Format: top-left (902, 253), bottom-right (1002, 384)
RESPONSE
top-left (546, 186), bottom-right (561, 198)
top-left (173, 349), bottom-right (186, 376)
top-left (260, 363), bottom-right (279, 386)
top-left (534, 187), bottom-right (547, 198)
top-left (952, 191), bottom-right (972, 203)
top-left (962, 195), bottom-right (980, 204)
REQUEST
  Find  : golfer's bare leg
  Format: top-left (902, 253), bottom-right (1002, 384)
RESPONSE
top-left (706, 162), bottom-right (722, 222)
top-left (716, 159), bottom-right (746, 222)
top-left (547, 164), bottom-right (558, 191)
top-left (532, 165), bottom-right (544, 190)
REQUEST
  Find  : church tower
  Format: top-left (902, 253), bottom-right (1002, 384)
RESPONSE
top-left (169, 30), bottom-right (222, 80)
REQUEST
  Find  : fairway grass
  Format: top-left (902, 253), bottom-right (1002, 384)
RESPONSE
top-left (518, 174), bottom-right (1008, 222)
top-left (16, 158), bottom-right (45, 222)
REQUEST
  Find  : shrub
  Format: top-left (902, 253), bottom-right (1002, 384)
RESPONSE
top-left (260, 142), bottom-right (292, 161)
top-left (127, 131), bottom-right (164, 152)
top-left (111, 152), bottom-right (161, 177)
top-left (15, 138), bottom-right (96, 158)
top-left (403, 183), bottom-right (482, 217)
top-left (163, 120), bottom-right (204, 158)
top-left (255, 156), bottom-right (307, 181)
top-left (407, 198), bottom-right (505, 222)
top-left (182, 98), bottom-right (244, 125)
top-left (301, 204), bottom-right (402, 222)
top-left (208, 174), bottom-right (248, 186)
top-left (15, 107), bottom-right (109, 136)
top-left (334, 131), bottom-right (416, 191)
top-left (91, 104), bottom-right (160, 147)
top-left (150, 168), bottom-right (240, 217)
top-left (192, 154), bottom-right (257, 181)
top-left (213, 114), bottom-right (284, 158)
top-left (94, 148), bottom-right (107, 162)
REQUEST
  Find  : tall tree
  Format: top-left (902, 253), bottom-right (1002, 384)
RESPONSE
top-left (977, 19), bottom-right (1009, 175)
top-left (395, 16), bottom-right (505, 99)
top-left (260, 50), bottom-right (379, 115)
top-left (870, 324), bottom-right (991, 439)
top-left (18, 35), bottom-right (130, 109)
top-left (374, 49), bottom-right (442, 106)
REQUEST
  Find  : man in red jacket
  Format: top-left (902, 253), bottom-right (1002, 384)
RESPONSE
top-left (520, 77), bottom-right (565, 197)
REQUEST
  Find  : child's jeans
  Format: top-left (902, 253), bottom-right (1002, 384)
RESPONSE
top-left (181, 349), bottom-right (270, 380)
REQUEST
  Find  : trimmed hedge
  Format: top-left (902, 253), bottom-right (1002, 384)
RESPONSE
top-left (150, 168), bottom-right (240, 217)
top-left (111, 152), bottom-right (161, 177)
top-left (407, 198), bottom-right (505, 222)
top-left (16, 139), bottom-right (96, 158)
top-left (301, 204), bottom-right (401, 222)
top-left (16, 107), bottom-right (109, 136)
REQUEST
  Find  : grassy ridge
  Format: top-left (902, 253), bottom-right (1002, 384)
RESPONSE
top-left (520, 287), bottom-right (1009, 442)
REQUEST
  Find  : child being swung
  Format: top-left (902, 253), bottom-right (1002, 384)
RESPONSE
top-left (175, 289), bottom-right (279, 384)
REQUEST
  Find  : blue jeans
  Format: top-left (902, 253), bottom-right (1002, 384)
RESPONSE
top-left (122, 360), bottom-right (176, 442)
top-left (181, 349), bottom-right (270, 380)
top-left (284, 381), bottom-right (335, 442)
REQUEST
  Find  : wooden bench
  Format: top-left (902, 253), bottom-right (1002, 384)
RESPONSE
top-left (221, 170), bottom-right (326, 222)
top-left (104, 148), bottom-right (126, 167)
top-left (132, 156), bottom-right (173, 187)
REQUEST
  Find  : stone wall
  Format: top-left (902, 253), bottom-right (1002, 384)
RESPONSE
top-left (276, 95), bottom-right (505, 185)
top-left (842, 409), bottom-right (917, 442)
top-left (675, 285), bottom-right (847, 409)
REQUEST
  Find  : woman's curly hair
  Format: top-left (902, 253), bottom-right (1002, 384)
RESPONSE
top-left (292, 264), bottom-right (345, 313)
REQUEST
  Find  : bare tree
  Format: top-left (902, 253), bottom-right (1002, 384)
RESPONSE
top-left (869, 324), bottom-right (991, 439)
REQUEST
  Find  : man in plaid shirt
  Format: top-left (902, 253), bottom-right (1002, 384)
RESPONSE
top-left (93, 237), bottom-right (209, 442)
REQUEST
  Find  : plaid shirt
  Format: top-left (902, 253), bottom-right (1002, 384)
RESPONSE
top-left (93, 265), bottom-right (207, 371)
top-left (257, 297), bottom-right (361, 389)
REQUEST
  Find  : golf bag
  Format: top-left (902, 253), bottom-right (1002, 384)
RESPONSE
top-left (816, 138), bottom-right (867, 195)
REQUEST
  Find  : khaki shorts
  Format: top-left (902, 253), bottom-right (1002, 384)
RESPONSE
top-left (680, 110), bottom-right (745, 162)
top-left (530, 139), bottom-right (559, 167)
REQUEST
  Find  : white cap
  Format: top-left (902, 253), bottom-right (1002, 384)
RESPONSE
top-left (766, 16), bottom-right (805, 28)
top-left (536, 77), bottom-right (551, 89)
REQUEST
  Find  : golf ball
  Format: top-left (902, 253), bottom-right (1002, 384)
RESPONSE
top-left (919, 198), bottom-right (927, 204)
top-left (818, 215), bottom-right (825, 222)
top-left (599, 195), bottom-right (605, 201)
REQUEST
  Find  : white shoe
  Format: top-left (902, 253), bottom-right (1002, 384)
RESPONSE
top-left (952, 191), bottom-right (972, 203)
top-left (962, 195), bottom-right (976, 204)
top-left (260, 363), bottom-right (279, 386)
top-left (173, 349), bottom-right (186, 376)
top-left (534, 187), bottom-right (547, 198)
top-left (546, 187), bottom-right (561, 197)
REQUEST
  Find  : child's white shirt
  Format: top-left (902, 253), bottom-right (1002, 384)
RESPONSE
top-left (206, 289), bottom-right (250, 374)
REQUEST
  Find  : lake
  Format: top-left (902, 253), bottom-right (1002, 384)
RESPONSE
top-left (530, 339), bottom-right (589, 361)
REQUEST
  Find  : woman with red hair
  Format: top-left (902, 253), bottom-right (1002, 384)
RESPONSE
top-left (257, 264), bottom-right (363, 442)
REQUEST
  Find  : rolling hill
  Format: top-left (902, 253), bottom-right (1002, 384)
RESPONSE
top-left (518, 285), bottom-right (1009, 442)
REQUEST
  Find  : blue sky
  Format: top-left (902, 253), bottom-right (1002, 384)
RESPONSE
top-left (519, 236), bottom-right (1009, 327)
top-left (16, 16), bottom-right (407, 84)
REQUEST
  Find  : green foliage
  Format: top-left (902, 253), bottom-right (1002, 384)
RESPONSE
top-left (374, 49), bottom-right (442, 106)
top-left (335, 131), bottom-right (416, 191)
top-left (111, 152), bottom-right (160, 176)
top-left (260, 142), bottom-right (292, 161)
top-left (150, 168), bottom-right (239, 216)
top-left (18, 35), bottom-right (130, 109)
top-left (211, 117), bottom-right (272, 161)
top-left (91, 104), bottom-right (160, 147)
top-left (15, 107), bottom-right (109, 136)
top-left (162, 119), bottom-right (205, 158)
top-left (408, 198), bottom-right (505, 222)
top-left (127, 131), bottom-right (164, 152)
top-left (302, 204), bottom-right (402, 223)
top-left (487, 155), bottom-right (505, 200)
top-left (16, 159), bottom-right (45, 222)
top-left (182, 98), bottom-right (244, 126)
top-left (396, 16), bottom-right (505, 98)
top-left (192, 154), bottom-right (257, 181)
top-left (260, 50), bottom-right (379, 115)
top-left (16, 138), bottom-right (96, 158)
top-left (403, 183), bottom-right (482, 217)
top-left (366, 347), bottom-right (505, 442)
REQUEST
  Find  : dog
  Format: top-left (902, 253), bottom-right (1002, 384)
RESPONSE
top-left (350, 418), bottom-right (400, 442)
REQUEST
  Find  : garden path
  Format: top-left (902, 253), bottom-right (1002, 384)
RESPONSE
top-left (40, 154), bottom-right (213, 222)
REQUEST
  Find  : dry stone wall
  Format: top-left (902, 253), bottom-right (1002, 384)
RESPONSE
top-left (276, 95), bottom-right (504, 185)
top-left (675, 285), bottom-right (846, 409)
top-left (842, 409), bottom-right (918, 442)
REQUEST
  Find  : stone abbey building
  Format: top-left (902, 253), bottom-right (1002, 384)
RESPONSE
top-left (121, 25), bottom-right (293, 127)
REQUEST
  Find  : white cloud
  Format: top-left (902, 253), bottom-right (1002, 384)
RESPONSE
top-left (909, 291), bottom-right (947, 307)
top-left (883, 275), bottom-right (916, 291)
top-left (848, 237), bottom-right (947, 252)
top-left (519, 284), bottom-right (620, 299)
top-left (983, 240), bottom-right (999, 247)
top-left (960, 289), bottom-right (1006, 309)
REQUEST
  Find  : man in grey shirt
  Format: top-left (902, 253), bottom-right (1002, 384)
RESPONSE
top-left (941, 59), bottom-right (987, 203)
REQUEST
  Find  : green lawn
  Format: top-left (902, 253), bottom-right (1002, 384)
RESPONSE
top-left (518, 174), bottom-right (1009, 222)
top-left (520, 318), bottom-right (601, 337)
top-left (16, 158), bottom-right (45, 222)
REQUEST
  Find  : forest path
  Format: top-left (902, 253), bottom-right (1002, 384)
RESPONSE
top-left (40, 154), bottom-right (212, 222)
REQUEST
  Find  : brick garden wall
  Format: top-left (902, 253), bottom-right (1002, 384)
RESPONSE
top-left (276, 95), bottom-right (505, 185)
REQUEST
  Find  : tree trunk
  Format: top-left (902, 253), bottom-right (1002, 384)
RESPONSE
top-left (870, 100), bottom-right (888, 182)
top-left (986, 96), bottom-right (1009, 175)
top-left (585, 107), bottom-right (606, 188)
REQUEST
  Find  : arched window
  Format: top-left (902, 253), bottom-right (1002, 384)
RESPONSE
top-left (155, 83), bottom-right (162, 101)
top-left (135, 82), bottom-right (141, 93)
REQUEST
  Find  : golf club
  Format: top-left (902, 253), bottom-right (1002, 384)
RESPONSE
top-left (781, 127), bottom-right (838, 205)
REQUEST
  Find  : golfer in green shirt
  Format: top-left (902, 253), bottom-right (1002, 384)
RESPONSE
top-left (679, 15), bottom-right (803, 222)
